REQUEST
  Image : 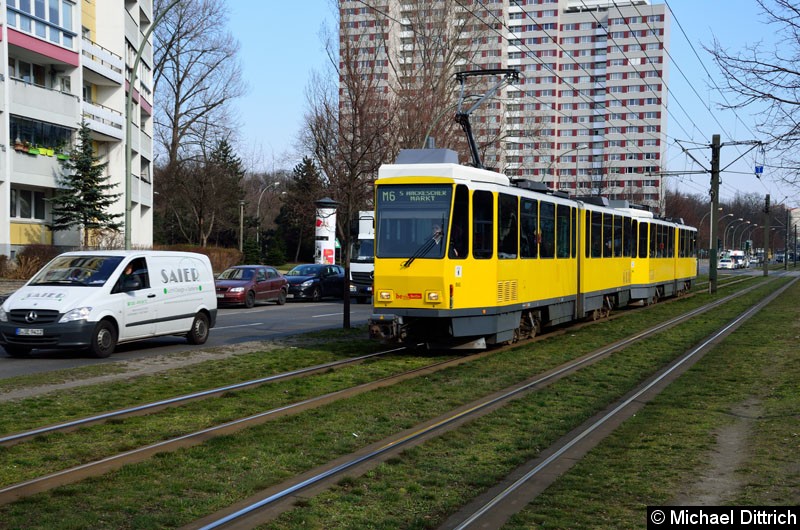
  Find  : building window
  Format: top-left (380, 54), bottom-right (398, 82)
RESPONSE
top-left (7, 0), bottom-right (76, 49)
top-left (10, 115), bottom-right (73, 151)
top-left (8, 57), bottom-right (46, 86)
top-left (10, 188), bottom-right (46, 220)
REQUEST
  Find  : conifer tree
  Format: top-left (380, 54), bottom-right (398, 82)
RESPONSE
top-left (51, 121), bottom-right (122, 247)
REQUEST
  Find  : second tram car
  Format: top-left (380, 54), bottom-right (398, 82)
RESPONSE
top-left (368, 149), bottom-right (697, 349)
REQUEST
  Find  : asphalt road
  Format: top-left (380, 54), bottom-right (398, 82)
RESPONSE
top-left (0, 300), bottom-right (376, 380)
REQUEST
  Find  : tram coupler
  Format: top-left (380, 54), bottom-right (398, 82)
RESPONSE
top-left (368, 313), bottom-right (406, 343)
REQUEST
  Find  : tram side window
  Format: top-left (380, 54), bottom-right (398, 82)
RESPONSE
top-left (639, 222), bottom-right (648, 258)
top-left (472, 190), bottom-right (493, 259)
top-left (603, 214), bottom-right (613, 258)
top-left (667, 226), bottom-right (675, 257)
top-left (690, 230), bottom-right (697, 256)
top-left (498, 193), bottom-right (518, 259)
top-left (556, 204), bottom-right (571, 258)
top-left (521, 197), bottom-right (538, 258)
top-left (591, 211), bottom-right (602, 258)
top-left (650, 224), bottom-right (657, 257)
top-left (572, 207), bottom-right (577, 258)
top-left (613, 214), bottom-right (623, 257)
top-left (449, 185), bottom-right (469, 259)
top-left (678, 229), bottom-right (685, 257)
top-left (624, 218), bottom-right (635, 257)
top-left (540, 201), bottom-right (555, 258)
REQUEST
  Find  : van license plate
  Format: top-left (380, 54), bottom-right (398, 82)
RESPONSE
top-left (16, 328), bottom-right (43, 336)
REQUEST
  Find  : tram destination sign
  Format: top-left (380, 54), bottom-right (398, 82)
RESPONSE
top-left (379, 186), bottom-right (450, 205)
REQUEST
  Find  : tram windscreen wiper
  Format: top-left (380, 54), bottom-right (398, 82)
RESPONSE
top-left (403, 225), bottom-right (444, 268)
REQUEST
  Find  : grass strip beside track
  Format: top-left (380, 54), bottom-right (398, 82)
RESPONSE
top-left (0, 278), bottom-right (761, 491)
top-left (254, 278), bottom-right (794, 530)
top-left (0, 277), bottom-right (781, 528)
top-left (503, 279), bottom-right (800, 529)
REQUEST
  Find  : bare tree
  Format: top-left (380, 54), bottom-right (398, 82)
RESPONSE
top-left (707, 0), bottom-right (800, 183)
top-left (153, 0), bottom-right (246, 171)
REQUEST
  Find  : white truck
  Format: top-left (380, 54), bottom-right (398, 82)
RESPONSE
top-left (349, 211), bottom-right (374, 304)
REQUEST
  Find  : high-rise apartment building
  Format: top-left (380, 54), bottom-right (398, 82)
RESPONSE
top-left (0, 0), bottom-right (155, 256)
top-left (340, 0), bottom-right (669, 211)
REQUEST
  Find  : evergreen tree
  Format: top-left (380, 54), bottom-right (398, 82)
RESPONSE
top-left (51, 121), bottom-right (122, 247)
top-left (283, 157), bottom-right (325, 262)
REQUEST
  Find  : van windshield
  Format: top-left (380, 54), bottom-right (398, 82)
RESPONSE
top-left (29, 256), bottom-right (124, 287)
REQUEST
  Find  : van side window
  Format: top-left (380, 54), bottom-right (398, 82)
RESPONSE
top-left (114, 257), bottom-right (149, 293)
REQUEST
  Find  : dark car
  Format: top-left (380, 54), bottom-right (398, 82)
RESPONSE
top-left (285, 264), bottom-right (345, 302)
top-left (215, 265), bottom-right (288, 308)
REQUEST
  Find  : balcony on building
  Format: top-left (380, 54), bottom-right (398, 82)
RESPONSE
top-left (82, 38), bottom-right (124, 86)
top-left (9, 77), bottom-right (79, 129)
top-left (82, 101), bottom-right (124, 141)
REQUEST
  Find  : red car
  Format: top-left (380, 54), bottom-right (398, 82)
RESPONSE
top-left (215, 265), bottom-right (288, 308)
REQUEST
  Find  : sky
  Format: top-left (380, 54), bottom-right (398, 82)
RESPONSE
top-left (227, 1), bottom-right (796, 209)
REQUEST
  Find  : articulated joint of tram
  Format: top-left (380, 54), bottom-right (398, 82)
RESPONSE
top-left (368, 313), bottom-right (406, 343)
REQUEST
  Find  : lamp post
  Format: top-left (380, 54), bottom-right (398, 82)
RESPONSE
top-left (721, 217), bottom-right (743, 251)
top-left (125, 0), bottom-right (182, 249)
top-left (238, 200), bottom-right (245, 253)
top-left (730, 221), bottom-right (750, 250)
top-left (255, 182), bottom-right (280, 245)
top-left (549, 144), bottom-right (588, 191)
top-left (698, 207), bottom-right (722, 258)
top-left (739, 224), bottom-right (758, 251)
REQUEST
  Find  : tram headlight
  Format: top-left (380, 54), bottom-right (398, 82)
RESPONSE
top-left (377, 290), bottom-right (393, 301)
top-left (425, 290), bottom-right (442, 304)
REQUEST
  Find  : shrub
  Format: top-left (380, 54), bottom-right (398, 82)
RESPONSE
top-left (8, 244), bottom-right (62, 280)
top-left (153, 245), bottom-right (241, 273)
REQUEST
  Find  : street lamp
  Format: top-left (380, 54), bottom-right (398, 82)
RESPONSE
top-left (255, 182), bottom-right (281, 245)
top-left (698, 207), bottom-right (722, 256)
top-left (721, 216), bottom-right (742, 251)
top-left (549, 144), bottom-right (588, 191)
top-left (739, 224), bottom-right (758, 250)
top-left (730, 221), bottom-right (750, 250)
top-left (125, 0), bottom-right (182, 249)
top-left (238, 200), bottom-right (245, 253)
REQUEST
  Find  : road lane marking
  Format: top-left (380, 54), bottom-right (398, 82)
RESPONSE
top-left (214, 323), bottom-right (263, 330)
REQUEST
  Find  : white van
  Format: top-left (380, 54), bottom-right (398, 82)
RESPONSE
top-left (0, 251), bottom-right (217, 358)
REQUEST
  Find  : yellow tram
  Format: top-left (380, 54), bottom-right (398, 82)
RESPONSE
top-left (368, 149), bottom-right (697, 349)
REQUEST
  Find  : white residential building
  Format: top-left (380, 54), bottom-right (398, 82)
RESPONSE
top-left (0, 0), bottom-right (154, 256)
top-left (340, 0), bottom-right (669, 211)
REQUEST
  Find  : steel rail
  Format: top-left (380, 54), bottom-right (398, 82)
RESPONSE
top-left (0, 347), bottom-right (406, 446)
top-left (0, 352), bottom-right (482, 506)
top-left (193, 278), bottom-right (776, 530)
top-left (451, 277), bottom-right (797, 529)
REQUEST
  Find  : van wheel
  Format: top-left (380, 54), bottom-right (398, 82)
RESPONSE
top-left (244, 291), bottom-right (256, 308)
top-left (277, 289), bottom-right (287, 305)
top-left (187, 312), bottom-right (210, 345)
top-left (3, 345), bottom-right (32, 358)
top-left (89, 320), bottom-right (117, 358)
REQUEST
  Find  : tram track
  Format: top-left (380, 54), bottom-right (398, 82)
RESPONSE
top-left (443, 275), bottom-right (798, 529)
top-left (0, 275), bottom-right (780, 521)
top-left (0, 273), bottom-right (756, 450)
top-left (184, 277), bottom-right (785, 530)
top-left (0, 347), bottom-right (407, 447)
